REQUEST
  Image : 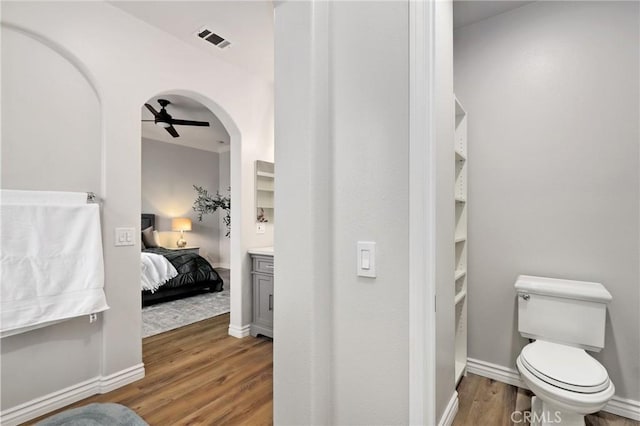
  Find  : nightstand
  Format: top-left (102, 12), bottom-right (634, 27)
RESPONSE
top-left (166, 246), bottom-right (200, 255)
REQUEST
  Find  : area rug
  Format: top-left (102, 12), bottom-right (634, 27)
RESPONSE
top-left (142, 268), bottom-right (230, 338)
top-left (35, 403), bottom-right (148, 426)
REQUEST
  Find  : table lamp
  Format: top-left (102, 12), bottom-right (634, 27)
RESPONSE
top-left (171, 217), bottom-right (192, 248)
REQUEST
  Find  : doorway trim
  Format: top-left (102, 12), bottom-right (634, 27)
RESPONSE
top-left (408, 1), bottom-right (437, 425)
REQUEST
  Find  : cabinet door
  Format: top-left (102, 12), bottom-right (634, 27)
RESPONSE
top-left (253, 274), bottom-right (274, 327)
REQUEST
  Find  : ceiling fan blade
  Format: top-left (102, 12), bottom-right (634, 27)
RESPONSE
top-left (165, 125), bottom-right (180, 138)
top-left (170, 119), bottom-right (210, 127)
top-left (144, 103), bottom-right (160, 117)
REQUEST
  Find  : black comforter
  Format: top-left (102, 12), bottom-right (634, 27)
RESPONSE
top-left (142, 247), bottom-right (223, 305)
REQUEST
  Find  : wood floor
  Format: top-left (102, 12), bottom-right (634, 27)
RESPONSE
top-left (25, 322), bottom-right (638, 426)
top-left (27, 313), bottom-right (273, 426)
top-left (454, 373), bottom-right (639, 426)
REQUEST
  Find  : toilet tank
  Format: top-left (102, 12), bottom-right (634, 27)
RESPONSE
top-left (515, 275), bottom-right (612, 352)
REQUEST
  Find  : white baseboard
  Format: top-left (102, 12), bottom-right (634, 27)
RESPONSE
top-left (467, 358), bottom-right (640, 421)
top-left (228, 323), bottom-right (251, 338)
top-left (438, 391), bottom-right (459, 426)
top-left (604, 395), bottom-right (640, 421)
top-left (99, 363), bottom-right (145, 394)
top-left (0, 363), bottom-right (145, 426)
top-left (214, 263), bottom-right (230, 270)
top-left (467, 357), bottom-right (526, 388)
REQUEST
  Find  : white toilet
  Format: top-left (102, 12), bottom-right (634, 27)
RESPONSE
top-left (515, 275), bottom-right (615, 426)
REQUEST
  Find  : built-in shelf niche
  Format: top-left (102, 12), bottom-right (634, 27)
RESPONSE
top-left (256, 160), bottom-right (274, 223)
top-left (454, 96), bottom-right (468, 385)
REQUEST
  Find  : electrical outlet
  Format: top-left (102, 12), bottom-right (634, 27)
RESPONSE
top-left (256, 223), bottom-right (266, 234)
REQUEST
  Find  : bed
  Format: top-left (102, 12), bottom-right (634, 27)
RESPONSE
top-left (141, 214), bottom-right (223, 306)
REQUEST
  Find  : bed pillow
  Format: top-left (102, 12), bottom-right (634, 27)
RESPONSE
top-left (152, 230), bottom-right (161, 247)
top-left (141, 226), bottom-right (159, 248)
top-left (141, 238), bottom-right (146, 250)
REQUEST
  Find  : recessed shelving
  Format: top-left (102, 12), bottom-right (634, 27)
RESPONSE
top-left (256, 160), bottom-right (275, 223)
top-left (454, 95), bottom-right (468, 385)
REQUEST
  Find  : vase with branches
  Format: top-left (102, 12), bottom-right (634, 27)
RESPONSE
top-left (192, 185), bottom-right (231, 237)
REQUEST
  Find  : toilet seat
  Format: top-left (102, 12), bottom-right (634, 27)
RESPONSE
top-left (520, 340), bottom-right (610, 393)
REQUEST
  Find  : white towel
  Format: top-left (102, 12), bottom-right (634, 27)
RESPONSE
top-left (0, 190), bottom-right (108, 336)
top-left (141, 252), bottom-right (178, 293)
top-left (1, 189), bottom-right (86, 206)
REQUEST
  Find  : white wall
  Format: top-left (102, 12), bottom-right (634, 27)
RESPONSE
top-left (274, 1), bottom-right (411, 424)
top-left (454, 1), bottom-right (639, 402)
top-left (1, 0), bottom-right (272, 416)
top-left (433, 0), bottom-right (456, 421)
top-left (1, 26), bottom-right (103, 409)
top-left (141, 138), bottom-right (226, 265)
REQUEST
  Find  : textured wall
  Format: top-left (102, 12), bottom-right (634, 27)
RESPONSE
top-left (454, 1), bottom-right (639, 401)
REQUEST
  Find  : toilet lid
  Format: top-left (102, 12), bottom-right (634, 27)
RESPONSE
top-left (521, 340), bottom-right (610, 393)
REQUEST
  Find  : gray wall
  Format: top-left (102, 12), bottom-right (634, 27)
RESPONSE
top-left (142, 138), bottom-right (228, 266)
top-left (454, 1), bottom-right (639, 401)
top-left (330, 2), bottom-right (410, 423)
top-left (274, 1), bottom-right (411, 424)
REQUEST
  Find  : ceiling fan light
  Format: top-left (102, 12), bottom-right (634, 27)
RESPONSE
top-left (155, 121), bottom-right (171, 128)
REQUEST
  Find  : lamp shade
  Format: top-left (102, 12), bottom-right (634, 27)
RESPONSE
top-left (171, 217), bottom-right (192, 232)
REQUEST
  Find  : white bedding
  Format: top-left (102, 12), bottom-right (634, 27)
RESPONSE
top-left (141, 252), bottom-right (178, 293)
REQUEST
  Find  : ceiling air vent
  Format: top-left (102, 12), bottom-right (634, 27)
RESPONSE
top-left (197, 27), bottom-right (231, 49)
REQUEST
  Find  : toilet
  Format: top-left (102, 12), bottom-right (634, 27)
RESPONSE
top-left (515, 275), bottom-right (615, 426)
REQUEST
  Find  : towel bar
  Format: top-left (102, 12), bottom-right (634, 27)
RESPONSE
top-left (86, 192), bottom-right (101, 204)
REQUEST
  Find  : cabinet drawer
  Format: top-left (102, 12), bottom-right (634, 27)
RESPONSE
top-left (253, 256), bottom-right (274, 274)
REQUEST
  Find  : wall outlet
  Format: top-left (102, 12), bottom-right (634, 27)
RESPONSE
top-left (256, 223), bottom-right (266, 234)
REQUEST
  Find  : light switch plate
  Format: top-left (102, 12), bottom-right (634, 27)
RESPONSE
top-left (256, 223), bottom-right (266, 234)
top-left (357, 241), bottom-right (376, 278)
top-left (115, 227), bottom-right (135, 246)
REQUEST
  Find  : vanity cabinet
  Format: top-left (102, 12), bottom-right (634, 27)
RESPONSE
top-left (250, 253), bottom-right (274, 338)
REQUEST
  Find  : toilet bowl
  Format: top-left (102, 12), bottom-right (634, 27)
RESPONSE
top-left (515, 276), bottom-right (615, 426)
top-left (516, 340), bottom-right (614, 424)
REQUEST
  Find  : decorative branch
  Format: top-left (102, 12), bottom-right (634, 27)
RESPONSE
top-left (192, 185), bottom-right (231, 237)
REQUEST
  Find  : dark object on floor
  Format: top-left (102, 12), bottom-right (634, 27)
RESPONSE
top-left (35, 403), bottom-right (148, 426)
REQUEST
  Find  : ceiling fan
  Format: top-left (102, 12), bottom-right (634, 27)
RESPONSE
top-left (143, 99), bottom-right (210, 138)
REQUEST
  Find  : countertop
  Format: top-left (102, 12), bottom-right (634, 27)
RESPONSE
top-left (247, 246), bottom-right (274, 256)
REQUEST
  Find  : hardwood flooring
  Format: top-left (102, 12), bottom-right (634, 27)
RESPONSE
top-left (454, 373), bottom-right (639, 426)
top-left (26, 313), bottom-right (273, 426)
top-left (24, 325), bottom-right (638, 426)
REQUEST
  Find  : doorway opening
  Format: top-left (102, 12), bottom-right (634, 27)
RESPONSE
top-left (140, 93), bottom-right (231, 337)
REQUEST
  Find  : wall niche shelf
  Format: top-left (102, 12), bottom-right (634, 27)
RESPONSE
top-left (454, 96), bottom-right (468, 385)
top-left (256, 160), bottom-right (275, 223)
